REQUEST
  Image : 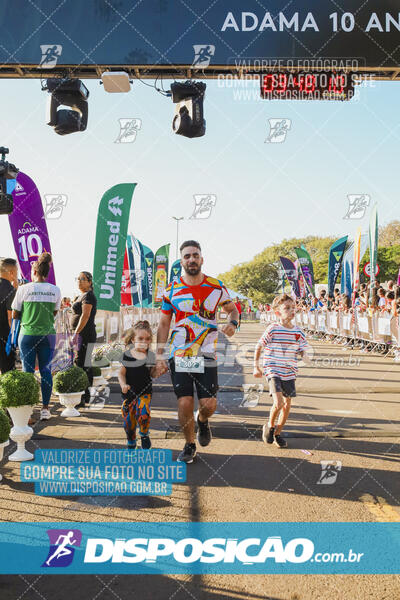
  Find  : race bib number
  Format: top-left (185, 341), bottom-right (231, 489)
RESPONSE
top-left (175, 356), bottom-right (205, 373)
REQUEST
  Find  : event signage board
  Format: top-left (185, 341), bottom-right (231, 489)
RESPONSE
top-left (0, 521), bottom-right (398, 574)
top-left (327, 236), bottom-right (348, 296)
top-left (279, 256), bottom-right (300, 297)
top-left (153, 244), bottom-right (170, 307)
top-left (9, 172), bottom-right (56, 284)
top-left (141, 244), bottom-right (154, 308)
top-left (294, 246), bottom-right (315, 296)
top-left (363, 262), bottom-right (380, 278)
top-left (169, 259), bottom-right (182, 284)
top-left (93, 183), bottom-right (135, 312)
top-left (1, 2), bottom-right (400, 69)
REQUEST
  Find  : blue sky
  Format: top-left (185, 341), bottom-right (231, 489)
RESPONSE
top-left (0, 76), bottom-right (398, 296)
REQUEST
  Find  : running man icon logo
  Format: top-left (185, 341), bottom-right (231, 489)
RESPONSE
top-left (190, 195), bottom-right (217, 219)
top-left (42, 529), bottom-right (82, 567)
top-left (44, 194), bottom-right (67, 220)
top-left (265, 119), bottom-right (291, 143)
top-left (344, 194), bottom-right (370, 219)
top-left (192, 45), bottom-right (215, 68)
top-left (39, 45), bottom-right (62, 68)
top-left (317, 461), bottom-right (342, 485)
top-left (240, 384), bottom-right (263, 408)
top-left (115, 118), bottom-right (142, 143)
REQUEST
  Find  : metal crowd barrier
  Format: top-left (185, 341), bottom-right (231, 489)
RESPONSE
top-left (261, 310), bottom-right (400, 351)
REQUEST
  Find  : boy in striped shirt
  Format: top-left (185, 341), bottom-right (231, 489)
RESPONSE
top-left (253, 294), bottom-right (310, 448)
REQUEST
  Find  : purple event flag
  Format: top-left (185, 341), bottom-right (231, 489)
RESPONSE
top-left (9, 172), bottom-right (56, 284)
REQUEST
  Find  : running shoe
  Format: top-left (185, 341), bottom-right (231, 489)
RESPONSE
top-left (40, 408), bottom-right (51, 421)
top-left (262, 424), bottom-right (275, 444)
top-left (141, 435), bottom-right (152, 449)
top-left (127, 440), bottom-right (137, 450)
top-left (195, 410), bottom-right (212, 447)
top-left (177, 443), bottom-right (197, 463)
top-left (274, 434), bottom-right (287, 448)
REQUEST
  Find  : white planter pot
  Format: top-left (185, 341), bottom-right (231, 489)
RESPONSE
top-left (57, 391), bottom-right (83, 417)
top-left (110, 361), bottom-right (120, 377)
top-left (100, 366), bottom-right (112, 379)
top-left (0, 439), bottom-right (9, 481)
top-left (7, 405), bottom-right (34, 462)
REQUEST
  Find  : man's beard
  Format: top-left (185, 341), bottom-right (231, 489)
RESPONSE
top-left (183, 263), bottom-right (201, 276)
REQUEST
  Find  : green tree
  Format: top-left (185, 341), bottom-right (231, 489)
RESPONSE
top-left (360, 246), bottom-right (400, 283)
top-left (219, 226), bottom-right (400, 304)
top-left (219, 235), bottom-right (336, 303)
top-left (379, 220), bottom-right (400, 247)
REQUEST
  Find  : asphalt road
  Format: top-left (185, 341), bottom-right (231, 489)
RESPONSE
top-left (0, 322), bottom-right (399, 600)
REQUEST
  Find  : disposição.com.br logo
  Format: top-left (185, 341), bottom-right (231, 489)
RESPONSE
top-left (42, 529), bottom-right (82, 567)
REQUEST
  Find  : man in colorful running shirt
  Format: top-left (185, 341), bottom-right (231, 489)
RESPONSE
top-left (156, 240), bottom-right (238, 463)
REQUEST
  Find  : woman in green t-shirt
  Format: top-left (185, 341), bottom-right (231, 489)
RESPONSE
top-left (12, 253), bottom-right (61, 421)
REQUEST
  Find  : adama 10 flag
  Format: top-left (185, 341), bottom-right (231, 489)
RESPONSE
top-left (9, 172), bottom-right (56, 284)
top-left (93, 184), bottom-right (136, 312)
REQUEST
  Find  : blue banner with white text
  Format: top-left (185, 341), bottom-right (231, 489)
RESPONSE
top-left (0, 522), bottom-right (398, 574)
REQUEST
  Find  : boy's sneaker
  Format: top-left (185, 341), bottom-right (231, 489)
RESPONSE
top-left (262, 424), bottom-right (275, 444)
top-left (127, 440), bottom-right (137, 450)
top-left (195, 410), bottom-right (212, 447)
top-left (141, 435), bottom-right (151, 449)
top-left (274, 434), bottom-right (287, 448)
top-left (177, 443), bottom-right (197, 463)
top-left (40, 408), bottom-right (51, 421)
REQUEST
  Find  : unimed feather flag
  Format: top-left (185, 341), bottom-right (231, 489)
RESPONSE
top-left (93, 183), bottom-right (136, 312)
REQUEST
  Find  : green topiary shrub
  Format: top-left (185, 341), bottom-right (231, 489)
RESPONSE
top-left (53, 366), bottom-right (89, 394)
top-left (0, 408), bottom-right (10, 443)
top-left (0, 371), bottom-right (40, 408)
top-left (92, 366), bottom-right (102, 377)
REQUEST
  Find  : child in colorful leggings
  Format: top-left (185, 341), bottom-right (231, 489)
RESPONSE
top-left (118, 321), bottom-right (158, 449)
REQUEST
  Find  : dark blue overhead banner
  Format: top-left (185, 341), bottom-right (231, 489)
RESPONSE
top-left (0, 1), bottom-right (400, 68)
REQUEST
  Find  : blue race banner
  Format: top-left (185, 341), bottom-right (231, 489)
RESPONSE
top-left (341, 234), bottom-right (369, 296)
top-left (169, 259), bottom-right (182, 284)
top-left (2, 2), bottom-right (400, 69)
top-left (327, 235), bottom-right (348, 296)
top-left (341, 241), bottom-right (354, 296)
top-left (141, 244), bottom-right (154, 308)
top-left (279, 256), bottom-right (300, 298)
top-left (0, 522), bottom-right (398, 574)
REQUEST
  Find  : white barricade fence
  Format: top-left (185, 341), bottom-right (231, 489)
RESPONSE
top-left (260, 309), bottom-right (400, 349)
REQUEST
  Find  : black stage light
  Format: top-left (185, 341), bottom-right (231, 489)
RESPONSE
top-left (45, 78), bottom-right (89, 135)
top-left (171, 81), bottom-right (206, 138)
top-left (0, 147), bottom-right (19, 215)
